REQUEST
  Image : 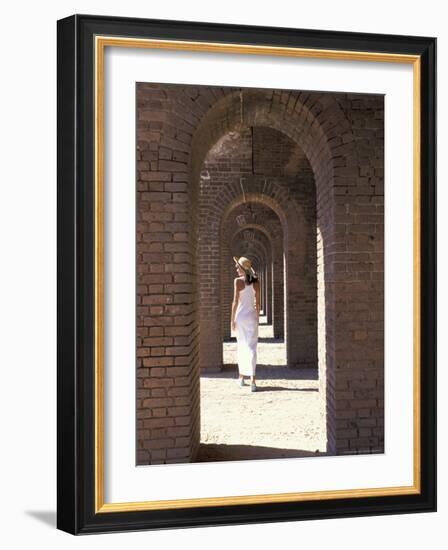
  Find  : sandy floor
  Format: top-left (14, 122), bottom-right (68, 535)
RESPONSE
top-left (197, 316), bottom-right (327, 463)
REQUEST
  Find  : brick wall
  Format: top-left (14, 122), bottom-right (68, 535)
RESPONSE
top-left (331, 94), bottom-right (385, 454)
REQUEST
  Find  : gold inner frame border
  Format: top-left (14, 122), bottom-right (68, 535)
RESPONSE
top-left (94, 35), bottom-right (421, 513)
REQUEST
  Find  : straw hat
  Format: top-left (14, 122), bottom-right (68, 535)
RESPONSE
top-left (233, 256), bottom-right (256, 276)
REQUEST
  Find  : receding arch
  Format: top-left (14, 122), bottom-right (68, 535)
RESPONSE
top-left (191, 91), bottom-right (357, 455)
top-left (199, 178), bottom-right (312, 373)
top-left (223, 212), bottom-right (285, 339)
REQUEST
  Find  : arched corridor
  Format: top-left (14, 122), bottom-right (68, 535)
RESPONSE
top-left (136, 83), bottom-right (385, 464)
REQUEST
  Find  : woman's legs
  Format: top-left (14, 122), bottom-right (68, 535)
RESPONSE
top-left (236, 319), bottom-right (257, 387)
top-left (250, 337), bottom-right (257, 387)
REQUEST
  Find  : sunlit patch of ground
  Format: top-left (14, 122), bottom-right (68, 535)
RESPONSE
top-left (197, 316), bottom-right (327, 463)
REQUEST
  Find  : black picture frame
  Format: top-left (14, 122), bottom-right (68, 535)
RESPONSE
top-left (57, 14), bottom-right (436, 535)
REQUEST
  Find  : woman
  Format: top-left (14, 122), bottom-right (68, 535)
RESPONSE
top-left (231, 256), bottom-right (260, 392)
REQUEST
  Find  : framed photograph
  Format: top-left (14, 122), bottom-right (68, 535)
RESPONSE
top-left (57, 14), bottom-right (436, 534)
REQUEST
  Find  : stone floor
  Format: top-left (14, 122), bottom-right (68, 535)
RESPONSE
top-left (197, 316), bottom-right (327, 463)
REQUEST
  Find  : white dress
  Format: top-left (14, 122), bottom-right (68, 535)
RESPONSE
top-left (235, 281), bottom-right (259, 376)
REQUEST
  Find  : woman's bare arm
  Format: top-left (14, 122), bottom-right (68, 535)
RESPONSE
top-left (231, 278), bottom-right (242, 330)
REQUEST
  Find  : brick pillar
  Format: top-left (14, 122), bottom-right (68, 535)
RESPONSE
top-left (198, 230), bottom-right (222, 371)
top-left (285, 213), bottom-right (317, 367)
top-left (317, 219), bottom-right (334, 453)
top-left (273, 249), bottom-right (284, 339)
top-left (262, 264), bottom-right (267, 317)
top-left (266, 258), bottom-right (273, 325)
top-left (222, 244), bottom-right (232, 342)
top-left (136, 83), bottom-right (200, 465)
top-left (331, 98), bottom-right (384, 455)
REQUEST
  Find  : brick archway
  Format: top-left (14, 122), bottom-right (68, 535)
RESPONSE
top-left (228, 227), bottom-right (272, 331)
top-left (207, 186), bottom-right (315, 372)
top-left (136, 84), bottom-right (384, 463)
top-left (225, 205), bottom-right (285, 339)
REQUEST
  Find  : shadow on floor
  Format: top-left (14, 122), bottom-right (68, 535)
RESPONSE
top-left (196, 443), bottom-right (329, 462)
top-left (251, 386), bottom-right (318, 393)
top-left (203, 365), bottom-right (318, 381)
